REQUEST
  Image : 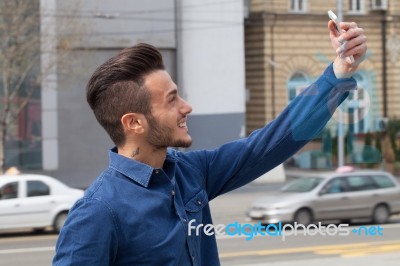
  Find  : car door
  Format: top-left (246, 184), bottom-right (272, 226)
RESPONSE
top-left (16, 180), bottom-right (54, 228)
top-left (314, 177), bottom-right (354, 220)
top-left (342, 175), bottom-right (380, 218)
top-left (0, 181), bottom-right (24, 229)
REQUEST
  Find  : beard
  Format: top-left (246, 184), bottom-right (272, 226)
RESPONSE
top-left (146, 114), bottom-right (192, 149)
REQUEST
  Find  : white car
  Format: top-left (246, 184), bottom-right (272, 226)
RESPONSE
top-left (0, 174), bottom-right (84, 233)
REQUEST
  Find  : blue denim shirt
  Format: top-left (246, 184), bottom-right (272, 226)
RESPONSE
top-left (53, 64), bottom-right (356, 266)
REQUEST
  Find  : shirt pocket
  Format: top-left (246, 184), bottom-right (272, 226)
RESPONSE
top-left (184, 190), bottom-right (208, 222)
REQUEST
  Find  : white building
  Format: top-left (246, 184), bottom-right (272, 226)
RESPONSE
top-left (38, 0), bottom-right (246, 187)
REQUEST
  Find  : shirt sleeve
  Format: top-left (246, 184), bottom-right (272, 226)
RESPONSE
top-left (183, 63), bottom-right (357, 200)
top-left (52, 197), bottom-right (119, 266)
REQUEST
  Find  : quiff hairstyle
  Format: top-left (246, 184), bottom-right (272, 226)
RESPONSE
top-left (86, 43), bottom-right (165, 146)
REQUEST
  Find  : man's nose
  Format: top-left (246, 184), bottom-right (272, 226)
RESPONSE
top-left (181, 99), bottom-right (192, 115)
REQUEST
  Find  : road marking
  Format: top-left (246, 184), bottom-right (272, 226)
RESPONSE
top-left (0, 246), bottom-right (54, 254)
top-left (0, 235), bottom-right (57, 243)
top-left (219, 240), bottom-right (400, 258)
top-left (216, 222), bottom-right (400, 240)
top-left (315, 242), bottom-right (400, 258)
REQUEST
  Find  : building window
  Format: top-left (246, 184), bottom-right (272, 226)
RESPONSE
top-left (286, 71), bottom-right (310, 103)
top-left (4, 97), bottom-right (42, 171)
top-left (348, 0), bottom-right (365, 14)
top-left (289, 0), bottom-right (307, 13)
top-left (347, 73), bottom-right (370, 134)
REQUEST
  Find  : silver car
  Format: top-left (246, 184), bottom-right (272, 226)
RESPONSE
top-left (246, 168), bottom-right (400, 225)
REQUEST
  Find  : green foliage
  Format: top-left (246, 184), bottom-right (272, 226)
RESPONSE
top-left (364, 131), bottom-right (372, 146)
top-left (345, 130), bottom-right (354, 155)
top-left (362, 132), bottom-right (381, 167)
top-left (375, 132), bottom-right (382, 154)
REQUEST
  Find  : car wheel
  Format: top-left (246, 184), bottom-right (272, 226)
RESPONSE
top-left (54, 212), bottom-right (68, 233)
top-left (294, 209), bottom-right (313, 226)
top-left (33, 228), bottom-right (46, 234)
top-left (372, 204), bottom-right (390, 224)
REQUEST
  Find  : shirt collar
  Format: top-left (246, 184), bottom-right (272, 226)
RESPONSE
top-left (108, 147), bottom-right (154, 187)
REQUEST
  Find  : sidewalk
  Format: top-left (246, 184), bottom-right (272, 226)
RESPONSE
top-left (236, 252), bottom-right (400, 266)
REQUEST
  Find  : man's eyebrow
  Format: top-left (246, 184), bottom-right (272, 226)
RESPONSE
top-left (167, 88), bottom-right (178, 96)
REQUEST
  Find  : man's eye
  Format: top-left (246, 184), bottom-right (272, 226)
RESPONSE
top-left (170, 96), bottom-right (176, 102)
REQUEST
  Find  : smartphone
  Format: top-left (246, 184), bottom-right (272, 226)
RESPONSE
top-left (328, 10), bottom-right (355, 63)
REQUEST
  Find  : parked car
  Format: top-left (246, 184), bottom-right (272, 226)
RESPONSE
top-left (0, 174), bottom-right (84, 233)
top-left (246, 168), bottom-right (400, 225)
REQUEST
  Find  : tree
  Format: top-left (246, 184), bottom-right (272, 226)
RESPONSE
top-left (375, 132), bottom-right (382, 155)
top-left (362, 131), bottom-right (381, 167)
top-left (0, 0), bottom-right (83, 172)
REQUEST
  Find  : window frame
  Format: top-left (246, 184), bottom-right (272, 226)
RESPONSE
top-left (286, 71), bottom-right (311, 103)
top-left (345, 175), bottom-right (378, 192)
top-left (289, 0), bottom-right (308, 13)
top-left (27, 180), bottom-right (50, 197)
top-left (370, 175), bottom-right (396, 189)
top-left (348, 0), bottom-right (365, 15)
top-left (0, 181), bottom-right (19, 200)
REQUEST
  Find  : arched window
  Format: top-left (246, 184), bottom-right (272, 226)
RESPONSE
top-left (286, 71), bottom-right (310, 103)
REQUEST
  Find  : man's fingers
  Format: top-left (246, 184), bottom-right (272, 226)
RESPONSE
top-left (341, 43), bottom-right (367, 59)
top-left (337, 27), bottom-right (364, 43)
top-left (337, 34), bottom-right (367, 53)
top-left (349, 34), bottom-right (367, 50)
top-left (339, 22), bottom-right (358, 30)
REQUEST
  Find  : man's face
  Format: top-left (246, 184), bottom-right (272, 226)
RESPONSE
top-left (144, 70), bottom-right (193, 149)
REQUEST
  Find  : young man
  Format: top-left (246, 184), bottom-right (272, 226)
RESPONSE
top-left (53, 21), bottom-right (367, 265)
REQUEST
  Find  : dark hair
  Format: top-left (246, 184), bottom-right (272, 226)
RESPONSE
top-left (86, 43), bottom-right (165, 146)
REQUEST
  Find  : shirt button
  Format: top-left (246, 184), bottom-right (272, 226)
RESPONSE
top-left (192, 256), bottom-right (195, 261)
top-left (154, 170), bottom-right (159, 174)
top-left (182, 218), bottom-right (187, 223)
top-left (171, 190), bottom-right (175, 196)
top-left (197, 200), bottom-right (202, 205)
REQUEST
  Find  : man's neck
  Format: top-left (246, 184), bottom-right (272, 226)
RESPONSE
top-left (118, 143), bottom-right (167, 169)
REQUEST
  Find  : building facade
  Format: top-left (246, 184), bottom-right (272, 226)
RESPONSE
top-left (3, 0), bottom-right (246, 187)
top-left (245, 0), bottom-right (400, 166)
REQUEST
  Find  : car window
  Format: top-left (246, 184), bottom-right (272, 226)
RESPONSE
top-left (322, 178), bottom-right (348, 194)
top-left (0, 182), bottom-right (18, 200)
top-left (281, 177), bottom-right (324, 192)
top-left (0, 182), bottom-right (19, 200)
top-left (27, 180), bottom-right (50, 197)
top-left (345, 176), bottom-right (378, 191)
top-left (371, 175), bottom-right (396, 188)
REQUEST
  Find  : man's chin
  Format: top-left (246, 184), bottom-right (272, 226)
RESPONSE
top-left (173, 137), bottom-right (192, 148)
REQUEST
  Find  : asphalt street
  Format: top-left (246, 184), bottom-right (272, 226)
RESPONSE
top-left (212, 181), bottom-right (400, 266)
top-left (1, 180), bottom-right (400, 266)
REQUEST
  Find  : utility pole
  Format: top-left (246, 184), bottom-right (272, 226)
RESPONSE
top-left (337, 0), bottom-right (345, 168)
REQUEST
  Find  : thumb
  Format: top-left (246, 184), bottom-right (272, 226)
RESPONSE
top-left (328, 20), bottom-right (340, 37)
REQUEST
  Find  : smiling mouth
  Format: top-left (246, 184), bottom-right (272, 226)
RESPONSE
top-left (178, 122), bottom-right (187, 128)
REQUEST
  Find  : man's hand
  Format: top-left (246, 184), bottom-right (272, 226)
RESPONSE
top-left (328, 21), bottom-right (367, 78)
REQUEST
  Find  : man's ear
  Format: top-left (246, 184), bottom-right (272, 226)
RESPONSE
top-left (121, 113), bottom-right (145, 134)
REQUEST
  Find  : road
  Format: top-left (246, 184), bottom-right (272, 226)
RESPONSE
top-left (212, 182), bottom-right (400, 266)
top-left (1, 182), bottom-right (400, 266)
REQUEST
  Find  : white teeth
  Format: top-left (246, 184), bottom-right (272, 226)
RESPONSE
top-left (178, 122), bottom-right (187, 128)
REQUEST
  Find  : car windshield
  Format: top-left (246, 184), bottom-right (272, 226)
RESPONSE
top-left (281, 177), bottom-right (324, 192)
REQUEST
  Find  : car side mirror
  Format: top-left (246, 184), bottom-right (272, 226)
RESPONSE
top-left (318, 188), bottom-right (328, 196)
